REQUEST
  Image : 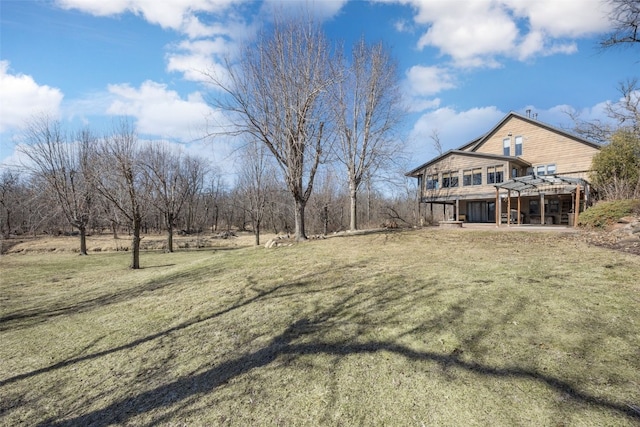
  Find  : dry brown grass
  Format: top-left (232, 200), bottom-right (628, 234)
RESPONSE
top-left (2, 231), bottom-right (267, 254)
top-left (1, 228), bottom-right (639, 426)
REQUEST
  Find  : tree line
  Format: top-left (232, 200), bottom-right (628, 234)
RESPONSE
top-left (0, 14), bottom-right (414, 268)
top-left (0, 115), bottom-right (416, 267)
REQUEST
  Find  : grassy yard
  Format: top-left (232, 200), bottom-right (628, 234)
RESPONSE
top-left (1, 229), bottom-right (639, 426)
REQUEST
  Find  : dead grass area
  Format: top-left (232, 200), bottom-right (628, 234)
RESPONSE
top-left (1, 229), bottom-right (639, 426)
top-left (1, 231), bottom-right (264, 254)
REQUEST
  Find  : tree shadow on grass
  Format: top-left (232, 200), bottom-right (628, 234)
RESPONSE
top-left (0, 280), bottom-right (317, 388)
top-left (0, 262), bottom-right (364, 388)
top-left (39, 315), bottom-right (640, 427)
top-left (5, 261), bottom-right (638, 425)
top-left (0, 264), bottom-right (203, 332)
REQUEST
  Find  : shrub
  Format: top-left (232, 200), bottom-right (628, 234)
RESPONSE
top-left (578, 199), bottom-right (640, 228)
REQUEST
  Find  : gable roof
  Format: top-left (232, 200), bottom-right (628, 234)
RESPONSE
top-left (462, 111), bottom-right (601, 152)
top-left (406, 149), bottom-right (531, 177)
top-left (407, 111), bottom-right (601, 176)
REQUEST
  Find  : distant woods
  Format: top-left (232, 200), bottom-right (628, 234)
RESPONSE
top-left (3, 14), bottom-right (414, 266)
top-left (3, 114), bottom-right (415, 266)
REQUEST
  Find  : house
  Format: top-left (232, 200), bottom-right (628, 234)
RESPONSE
top-left (406, 111), bottom-right (601, 227)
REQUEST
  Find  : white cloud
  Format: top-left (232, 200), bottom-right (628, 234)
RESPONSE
top-left (56, 0), bottom-right (348, 39)
top-left (260, 0), bottom-right (348, 21)
top-left (408, 106), bottom-right (506, 158)
top-left (505, 0), bottom-right (610, 38)
top-left (166, 38), bottom-right (235, 83)
top-left (406, 65), bottom-right (456, 96)
top-left (406, 98), bottom-right (441, 114)
top-left (415, 1), bottom-right (518, 67)
top-left (106, 80), bottom-right (219, 141)
top-left (378, 0), bottom-right (613, 68)
top-left (55, 0), bottom-right (242, 38)
top-left (0, 61), bottom-right (64, 133)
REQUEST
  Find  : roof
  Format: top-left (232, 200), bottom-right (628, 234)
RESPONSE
top-left (405, 149), bottom-right (531, 177)
top-left (406, 111), bottom-right (601, 177)
top-left (494, 174), bottom-right (587, 193)
top-left (465, 111), bottom-right (601, 152)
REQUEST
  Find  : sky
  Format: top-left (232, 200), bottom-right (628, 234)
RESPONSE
top-left (0, 0), bottom-right (637, 182)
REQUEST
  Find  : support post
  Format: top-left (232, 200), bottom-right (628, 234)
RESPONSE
top-left (495, 188), bottom-right (501, 227)
top-left (517, 192), bottom-right (521, 225)
top-left (540, 193), bottom-right (545, 226)
top-left (574, 184), bottom-right (581, 228)
top-left (507, 190), bottom-right (512, 227)
top-left (456, 198), bottom-right (460, 221)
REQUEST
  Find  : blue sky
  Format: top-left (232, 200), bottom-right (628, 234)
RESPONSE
top-left (1, 0), bottom-right (637, 178)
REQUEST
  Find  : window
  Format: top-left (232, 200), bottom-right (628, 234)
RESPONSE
top-left (442, 171), bottom-right (458, 188)
top-left (503, 138), bottom-right (511, 156)
top-left (535, 164), bottom-right (556, 176)
top-left (463, 170), bottom-right (472, 186)
top-left (529, 200), bottom-right (539, 215)
top-left (426, 174), bottom-right (439, 190)
top-left (548, 199), bottom-right (560, 213)
top-left (511, 167), bottom-right (519, 178)
top-left (463, 169), bottom-right (482, 186)
top-left (472, 168), bottom-right (482, 185)
top-left (487, 165), bottom-right (504, 184)
top-left (515, 136), bottom-right (523, 156)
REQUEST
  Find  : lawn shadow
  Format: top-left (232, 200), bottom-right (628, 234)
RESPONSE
top-left (0, 263), bottom-right (199, 331)
top-left (39, 314), bottom-right (640, 427)
top-left (5, 257), bottom-right (638, 425)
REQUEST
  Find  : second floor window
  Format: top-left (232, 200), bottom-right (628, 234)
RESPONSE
top-left (487, 165), bottom-right (504, 184)
top-left (515, 136), bottom-right (523, 156)
top-left (426, 174), bottom-right (439, 190)
top-left (442, 171), bottom-right (458, 188)
top-left (503, 138), bottom-right (511, 156)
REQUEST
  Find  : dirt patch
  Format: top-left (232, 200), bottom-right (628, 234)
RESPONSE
top-left (577, 215), bottom-right (640, 256)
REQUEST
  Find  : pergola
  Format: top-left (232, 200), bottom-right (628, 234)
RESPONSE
top-left (493, 175), bottom-right (587, 228)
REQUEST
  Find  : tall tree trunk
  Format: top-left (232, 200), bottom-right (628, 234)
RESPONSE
top-left (294, 199), bottom-right (307, 241)
top-left (4, 208), bottom-right (11, 238)
top-left (166, 213), bottom-right (174, 253)
top-left (131, 216), bottom-right (141, 269)
top-left (323, 205), bottom-right (328, 236)
top-left (349, 183), bottom-right (358, 231)
top-left (111, 220), bottom-right (118, 240)
top-left (254, 220), bottom-right (261, 246)
top-left (79, 225), bottom-right (88, 256)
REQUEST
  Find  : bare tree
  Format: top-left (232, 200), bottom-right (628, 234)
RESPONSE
top-left (602, 0), bottom-right (640, 48)
top-left (141, 143), bottom-right (207, 252)
top-left (569, 79), bottom-right (640, 143)
top-left (331, 38), bottom-right (404, 231)
top-left (0, 170), bottom-right (22, 238)
top-left (236, 139), bottom-right (276, 245)
top-left (19, 116), bottom-right (95, 255)
top-left (206, 15), bottom-right (334, 240)
top-left (570, 1), bottom-right (640, 142)
top-left (91, 121), bottom-right (147, 269)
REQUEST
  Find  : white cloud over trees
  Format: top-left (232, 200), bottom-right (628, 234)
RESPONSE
top-left (0, 61), bottom-right (63, 133)
top-left (106, 80), bottom-right (218, 141)
top-left (381, 0), bottom-right (611, 67)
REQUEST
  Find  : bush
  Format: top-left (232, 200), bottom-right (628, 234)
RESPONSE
top-left (578, 199), bottom-right (640, 228)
